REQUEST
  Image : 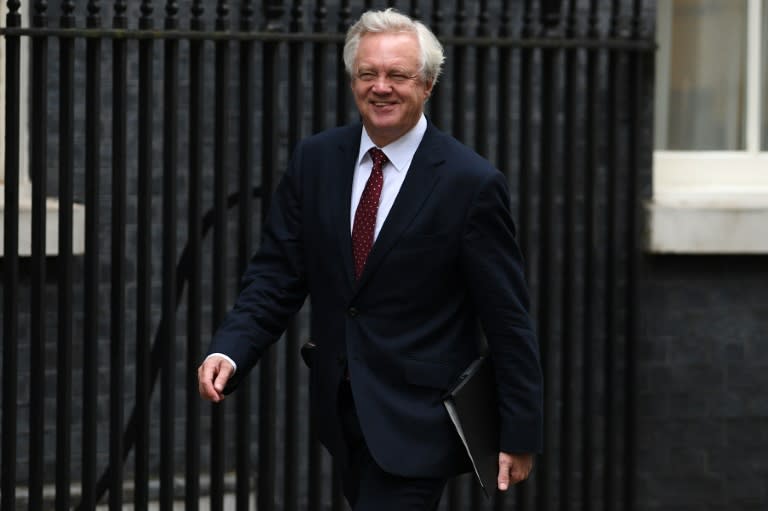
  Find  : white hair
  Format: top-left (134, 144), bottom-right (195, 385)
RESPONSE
top-left (343, 8), bottom-right (445, 85)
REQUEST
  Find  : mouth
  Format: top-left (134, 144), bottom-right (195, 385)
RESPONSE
top-left (370, 101), bottom-right (398, 113)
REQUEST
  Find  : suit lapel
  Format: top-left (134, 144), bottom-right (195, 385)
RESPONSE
top-left (355, 125), bottom-right (445, 291)
top-left (331, 125), bottom-right (363, 288)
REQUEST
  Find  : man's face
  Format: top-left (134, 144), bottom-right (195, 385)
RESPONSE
top-left (351, 32), bottom-right (434, 147)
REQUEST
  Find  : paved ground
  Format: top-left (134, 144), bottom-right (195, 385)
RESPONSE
top-left (95, 495), bottom-right (253, 510)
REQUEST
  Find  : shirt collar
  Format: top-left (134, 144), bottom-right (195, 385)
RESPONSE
top-left (357, 115), bottom-right (428, 172)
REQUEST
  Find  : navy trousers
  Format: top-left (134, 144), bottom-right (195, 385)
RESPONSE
top-left (337, 381), bottom-right (448, 511)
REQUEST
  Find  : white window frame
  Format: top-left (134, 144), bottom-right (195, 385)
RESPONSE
top-left (648, 0), bottom-right (768, 253)
top-left (1, 3), bottom-right (4, 186)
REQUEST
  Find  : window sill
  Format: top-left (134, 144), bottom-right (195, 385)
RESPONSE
top-left (644, 193), bottom-right (768, 254)
top-left (0, 193), bottom-right (86, 256)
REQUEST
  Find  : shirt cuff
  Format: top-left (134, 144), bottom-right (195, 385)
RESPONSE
top-left (205, 353), bottom-right (237, 373)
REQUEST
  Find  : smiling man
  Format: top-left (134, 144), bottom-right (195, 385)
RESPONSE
top-left (198, 8), bottom-right (543, 511)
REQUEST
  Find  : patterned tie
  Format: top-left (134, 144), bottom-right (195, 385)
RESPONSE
top-left (352, 147), bottom-right (388, 280)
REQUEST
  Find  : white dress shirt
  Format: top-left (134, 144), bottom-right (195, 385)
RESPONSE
top-left (350, 115), bottom-right (427, 239)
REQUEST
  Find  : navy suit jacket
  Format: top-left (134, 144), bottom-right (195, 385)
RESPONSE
top-left (208, 121), bottom-right (543, 478)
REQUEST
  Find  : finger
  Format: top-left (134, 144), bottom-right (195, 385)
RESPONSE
top-left (197, 363), bottom-right (217, 401)
top-left (497, 454), bottom-right (512, 491)
top-left (508, 463), bottom-right (528, 484)
top-left (213, 360), bottom-right (234, 394)
top-left (511, 454), bottom-right (533, 483)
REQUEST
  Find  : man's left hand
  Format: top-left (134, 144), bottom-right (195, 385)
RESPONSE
top-left (497, 452), bottom-right (533, 491)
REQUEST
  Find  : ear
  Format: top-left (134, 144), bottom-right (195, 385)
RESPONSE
top-left (423, 80), bottom-right (434, 100)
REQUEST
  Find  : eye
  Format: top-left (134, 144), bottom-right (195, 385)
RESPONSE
top-left (357, 71), bottom-right (376, 81)
top-left (389, 73), bottom-right (410, 83)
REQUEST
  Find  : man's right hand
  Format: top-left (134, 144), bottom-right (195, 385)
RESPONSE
top-left (197, 355), bottom-right (235, 402)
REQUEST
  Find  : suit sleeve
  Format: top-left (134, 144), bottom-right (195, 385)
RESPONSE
top-left (461, 170), bottom-right (544, 454)
top-left (207, 143), bottom-right (309, 392)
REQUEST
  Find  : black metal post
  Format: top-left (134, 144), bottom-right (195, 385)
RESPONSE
top-left (309, 6), bottom-right (330, 511)
top-left (235, 1), bottom-right (255, 510)
top-left (312, 0), bottom-right (328, 133)
top-left (623, 4), bottom-right (646, 511)
top-left (408, 0), bottom-right (421, 20)
top-left (259, 3), bottom-right (284, 510)
top-left (493, 4), bottom-right (514, 505)
top-left (1, 2), bottom-right (22, 509)
top-left (427, 0), bottom-right (444, 128)
top-left (581, 2), bottom-right (601, 509)
top-left (284, 4), bottom-right (306, 511)
top-left (473, 0), bottom-right (490, 160)
top-left (81, 2), bottom-right (103, 510)
top-left (160, 1), bottom-right (180, 509)
top-left (185, 2), bottom-right (205, 510)
top-left (309, 5), bottom-right (328, 510)
top-left (601, 0), bottom-right (622, 511)
top-left (56, 1), bottom-right (76, 508)
top-left (29, 1), bottom-right (49, 507)
top-left (336, 0), bottom-right (351, 126)
top-left (105, 2), bottom-right (127, 511)
top-left (496, 0), bottom-right (513, 178)
top-left (518, 4), bottom-right (538, 510)
top-left (211, 2), bottom-right (231, 509)
top-left (451, 0), bottom-right (467, 143)
top-left (559, 2), bottom-right (580, 510)
top-left (135, 1), bottom-right (155, 508)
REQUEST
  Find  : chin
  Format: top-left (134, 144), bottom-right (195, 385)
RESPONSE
top-left (371, 119), bottom-right (398, 129)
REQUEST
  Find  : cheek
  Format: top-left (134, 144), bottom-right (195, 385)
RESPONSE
top-left (352, 83), bottom-right (367, 101)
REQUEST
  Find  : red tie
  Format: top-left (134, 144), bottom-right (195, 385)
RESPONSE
top-left (352, 147), bottom-right (388, 280)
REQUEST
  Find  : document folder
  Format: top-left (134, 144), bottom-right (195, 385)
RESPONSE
top-left (443, 355), bottom-right (499, 498)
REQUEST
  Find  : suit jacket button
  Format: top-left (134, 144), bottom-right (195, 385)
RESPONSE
top-left (347, 307), bottom-right (359, 317)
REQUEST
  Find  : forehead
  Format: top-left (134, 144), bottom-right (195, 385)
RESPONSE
top-left (354, 32), bottom-right (421, 69)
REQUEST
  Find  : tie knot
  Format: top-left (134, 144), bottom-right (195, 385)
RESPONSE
top-left (369, 147), bottom-right (388, 169)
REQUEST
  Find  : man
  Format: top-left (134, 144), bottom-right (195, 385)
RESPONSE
top-left (198, 8), bottom-right (543, 511)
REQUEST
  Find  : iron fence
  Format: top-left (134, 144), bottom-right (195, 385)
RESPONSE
top-left (1, 0), bottom-right (655, 509)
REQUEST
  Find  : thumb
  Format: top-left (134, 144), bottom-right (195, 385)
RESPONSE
top-left (498, 454), bottom-right (511, 491)
top-left (213, 360), bottom-right (234, 393)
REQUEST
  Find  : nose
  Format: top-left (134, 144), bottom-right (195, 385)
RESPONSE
top-left (371, 76), bottom-right (393, 93)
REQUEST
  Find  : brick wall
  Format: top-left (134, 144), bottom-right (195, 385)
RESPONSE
top-left (637, 255), bottom-right (768, 511)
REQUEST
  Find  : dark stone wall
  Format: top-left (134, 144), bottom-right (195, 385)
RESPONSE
top-left (636, 255), bottom-right (768, 511)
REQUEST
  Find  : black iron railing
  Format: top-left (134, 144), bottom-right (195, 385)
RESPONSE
top-left (1, 1), bottom-right (654, 510)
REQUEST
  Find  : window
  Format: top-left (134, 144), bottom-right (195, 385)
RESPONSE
top-left (648, 0), bottom-right (768, 253)
top-left (0, 5), bottom-right (82, 256)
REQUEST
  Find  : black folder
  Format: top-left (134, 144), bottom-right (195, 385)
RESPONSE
top-left (443, 355), bottom-right (499, 498)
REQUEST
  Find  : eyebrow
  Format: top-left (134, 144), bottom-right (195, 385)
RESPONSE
top-left (356, 66), bottom-right (417, 75)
